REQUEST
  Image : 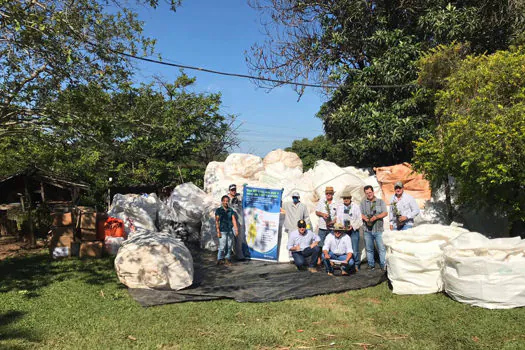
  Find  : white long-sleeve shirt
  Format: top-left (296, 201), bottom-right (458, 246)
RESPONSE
top-left (389, 192), bottom-right (420, 227)
top-left (336, 202), bottom-right (362, 230)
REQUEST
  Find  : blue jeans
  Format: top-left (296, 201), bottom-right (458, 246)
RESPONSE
top-left (318, 228), bottom-right (332, 248)
top-left (217, 231), bottom-right (234, 261)
top-left (291, 246), bottom-right (321, 268)
top-left (394, 222), bottom-right (414, 231)
top-left (322, 251), bottom-right (355, 273)
top-left (364, 231), bottom-right (386, 268)
top-left (349, 229), bottom-right (360, 267)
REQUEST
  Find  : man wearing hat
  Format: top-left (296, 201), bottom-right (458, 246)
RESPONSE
top-left (287, 219), bottom-right (321, 272)
top-left (227, 184), bottom-right (248, 259)
top-left (322, 223), bottom-right (355, 276)
top-left (389, 181), bottom-right (420, 231)
top-left (360, 185), bottom-right (388, 271)
top-left (315, 186), bottom-right (338, 248)
top-left (335, 186), bottom-right (362, 271)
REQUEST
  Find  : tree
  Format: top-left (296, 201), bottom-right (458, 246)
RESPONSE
top-left (0, 75), bottom-right (239, 205)
top-left (413, 48), bottom-right (525, 235)
top-left (247, 1), bottom-right (525, 165)
top-left (285, 135), bottom-right (345, 170)
top-left (0, 0), bottom-right (180, 139)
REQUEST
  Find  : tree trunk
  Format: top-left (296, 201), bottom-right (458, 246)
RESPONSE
top-left (24, 177), bottom-right (36, 247)
top-left (443, 175), bottom-right (454, 224)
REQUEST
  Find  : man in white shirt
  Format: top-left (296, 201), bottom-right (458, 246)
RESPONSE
top-left (287, 219), bottom-right (321, 272)
top-left (315, 186), bottom-right (337, 248)
top-left (389, 181), bottom-right (420, 231)
top-left (282, 191), bottom-right (311, 233)
top-left (322, 223), bottom-right (355, 276)
top-left (335, 186), bottom-right (362, 271)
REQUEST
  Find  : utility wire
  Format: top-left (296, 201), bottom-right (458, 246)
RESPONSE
top-left (113, 49), bottom-right (416, 90)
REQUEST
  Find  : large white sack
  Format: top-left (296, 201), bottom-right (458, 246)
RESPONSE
top-left (311, 160), bottom-right (367, 203)
top-left (223, 153), bottom-right (264, 179)
top-left (201, 209), bottom-right (219, 251)
top-left (204, 161), bottom-right (225, 193)
top-left (383, 224), bottom-right (468, 295)
top-left (115, 230), bottom-right (193, 290)
top-left (167, 183), bottom-right (215, 224)
top-left (108, 194), bottom-right (158, 234)
top-left (443, 232), bottom-right (525, 309)
top-left (262, 149), bottom-right (303, 180)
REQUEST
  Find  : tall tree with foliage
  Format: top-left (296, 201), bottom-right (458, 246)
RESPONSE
top-left (0, 0), bottom-right (180, 139)
top-left (247, 0), bottom-right (525, 166)
top-left (285, 135), bottom-right (345, 170)
top-left (413, 48), bottom-right (525, 234)
top-left (0, 75), bottom-right (239, 205)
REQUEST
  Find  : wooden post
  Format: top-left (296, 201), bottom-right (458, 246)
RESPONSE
top-left (24, 177), bottom-right (36, 247)
top-left (40, 182), bottom-right (46, 203)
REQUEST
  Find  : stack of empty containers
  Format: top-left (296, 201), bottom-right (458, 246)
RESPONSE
top-left (78, 207), bottom-right (106, 258)
top-left (50, 211), bottom-right (78, 258)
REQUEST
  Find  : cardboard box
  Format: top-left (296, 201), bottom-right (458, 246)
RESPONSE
top-left (50, 227), bottom-right (75, 246)
top-left (79, 241), bottom-right (104, 258)
top-left (51, 212), bottom-right (73, 227)
top-left (80, 228), bottom-right (97, 241)
top-left (80, 211), bottom-right (97, 229)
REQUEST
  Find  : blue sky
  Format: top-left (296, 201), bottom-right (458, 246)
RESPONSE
top-left (133, 0), bottom-right (325, 157)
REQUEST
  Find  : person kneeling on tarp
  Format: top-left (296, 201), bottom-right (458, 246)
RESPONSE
top-left (322, 223), bottom-right (355, 276)
top-left (287, 219), bottom-right (321, 272)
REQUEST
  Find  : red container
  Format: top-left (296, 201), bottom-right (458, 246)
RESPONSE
top-left (104, 217), bottom-right (126, 239)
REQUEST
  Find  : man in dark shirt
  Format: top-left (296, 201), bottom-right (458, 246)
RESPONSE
top-left (215, 195), bottom-right (239, 265)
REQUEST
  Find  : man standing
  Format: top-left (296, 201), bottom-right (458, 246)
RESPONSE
top-left (215, 195), bottom-right (239, 265)
top-left (287, 219), bottom-right (321, 272)
top-left (389, 181), bottom-right (420, 231)
top-left (336, 186), bottom-right (362, 271)
top-left (282, 191), bottom-right (311, 233)
top-left (322, 223), bottom-right (355, 276)
top-left (360, 185), bottom-right (388, 271)
top-left (227, 184), bottom-right (248, 259)
top-left (315, 186), bottom-right (337, 247)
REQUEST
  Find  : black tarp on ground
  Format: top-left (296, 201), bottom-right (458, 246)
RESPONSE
top-left (129, 246), bottom-right (387, 307)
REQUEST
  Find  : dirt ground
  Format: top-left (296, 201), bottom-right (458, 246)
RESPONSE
top-left (0, 236), bottom-right (47, 260)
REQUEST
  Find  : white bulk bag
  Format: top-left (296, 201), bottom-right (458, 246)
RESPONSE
top-left (443, 232), bottom-right (525, 309)
top-left (115, 231), bottom-right (193, 290)
top-left (383, 224), bottom-right (467, 294)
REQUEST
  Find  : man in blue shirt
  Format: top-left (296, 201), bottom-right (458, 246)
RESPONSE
top-left (287, 219), bottom-right (321, 272)
top-left (215, 195), bottom-right (239, 265)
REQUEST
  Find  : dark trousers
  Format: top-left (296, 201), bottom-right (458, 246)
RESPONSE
top-left (292, 246), bottom-right (321, 268)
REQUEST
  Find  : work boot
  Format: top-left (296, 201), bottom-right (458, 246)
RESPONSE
top-left (224, 259), bottom-right (232, 266)
top-left (341, 270), bottom-right (349, 276)
top-left (307, 267), bottom-right (317, 273)
top-left (327, 272), bottom-right (334, 276)
top-left (216, 260), bottom-right (224, 265)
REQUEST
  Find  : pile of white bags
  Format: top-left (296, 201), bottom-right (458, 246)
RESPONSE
top-left (108, 193), bottom-right (160, 236)
top-left (443, 232), bottom-right (525, 309)
top-left (114, 231), bottom-right (193, 290)
top-left (383, 224), bottom-right (468, 294)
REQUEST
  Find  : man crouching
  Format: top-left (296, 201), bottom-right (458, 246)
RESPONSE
top-left (322, 223), bottom-right (355, 276)
top-left (287, 219), bottom-right (321, 272)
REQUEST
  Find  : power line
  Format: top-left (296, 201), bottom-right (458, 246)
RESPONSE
top-left (113, 49), bottom-right (416, 90)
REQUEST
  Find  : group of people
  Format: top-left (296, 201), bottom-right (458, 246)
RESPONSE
top-left (284, 182), bottom-right (419, 275)
top-left (214, 181), bottom-right (420, 275)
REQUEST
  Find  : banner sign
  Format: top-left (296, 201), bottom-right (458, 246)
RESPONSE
top-left (242, 186), bottom-right (283, 261)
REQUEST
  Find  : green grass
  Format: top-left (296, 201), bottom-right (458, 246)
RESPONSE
top-left (1, 252), bottom-right (524, 350)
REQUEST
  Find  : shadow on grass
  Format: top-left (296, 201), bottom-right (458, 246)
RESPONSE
top-left (0, 310), bottom-right (40, 349)
top-left (0, 253), bottom-right (121, 298)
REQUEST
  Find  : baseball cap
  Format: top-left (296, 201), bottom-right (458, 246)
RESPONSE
top-left (297, 219), bottom-right (307, 228)
top-left (394, 181), bottom-right (403, 189)
top-left (291, 191), bottom-right (300, 198)
top-left (229, 184), bottom-right (237, 191)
